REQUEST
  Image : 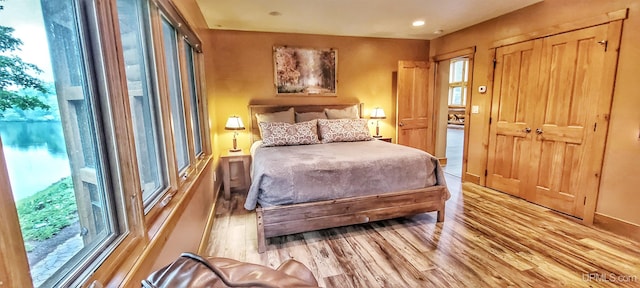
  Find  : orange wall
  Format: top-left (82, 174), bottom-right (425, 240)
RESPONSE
top-left (430, 0), bottom-right (640, 225)
top-left (205, 30), bottom-right (429, 152)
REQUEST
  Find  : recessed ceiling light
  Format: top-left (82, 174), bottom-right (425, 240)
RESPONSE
top-left (269, 11), bottom-right (281, 16)
top-left (434, 29), bottom-right (444, 34)
top-left (412, 20), bottom-right (425, 27)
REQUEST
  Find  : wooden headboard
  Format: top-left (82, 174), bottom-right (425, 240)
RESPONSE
top-left (248, 103), bottom-right (364, 143)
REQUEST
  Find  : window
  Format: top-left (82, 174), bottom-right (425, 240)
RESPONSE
top-left (448, 58), bottom-right (469, 106)
top-left (161, 18), bottom-right (189, 172)
top-left (0, 0), bottom-right (121, 286)
top-left (184, 42), bottom-right (203, 156)
top-left (116, 0), bottom-right (168, 207)
top-left (0, 0), bottom-right (210, 286)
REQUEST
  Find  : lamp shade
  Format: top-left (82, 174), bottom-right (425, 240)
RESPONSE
top-left (370, 107), bottom-right (386, 119)
top-left (225, 116), bottom-right (245, 130)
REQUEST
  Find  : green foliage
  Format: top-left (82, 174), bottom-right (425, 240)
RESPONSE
top-left (16, 177), bottom-right (78, 241)
top-left (0, 23), bottom-right (50, 115)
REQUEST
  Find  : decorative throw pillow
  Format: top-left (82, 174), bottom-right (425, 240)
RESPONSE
top-left (256, 108), bottom-right (295, 138)
top-left (324, 105), bottom-right (359, 119)
top-left (259, 120), bottom-right (320, 147)
top-left (295, 111), bottom-right (327, 123)
top-left (317, 118), bottom-right (372, 143)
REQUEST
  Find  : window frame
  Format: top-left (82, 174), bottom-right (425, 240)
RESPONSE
top-left (161, 15), bottom-right (191, 174)
top-left (448, 57), bottom-right (469, 107)
top-left (115, 0), bottom-right (171, 211)
top-left (0, 0), bottom-right (211, 286)
top-left (184, 41), bottom-right (204, 158)
top-left (141, 2), bottom-right (209, 224)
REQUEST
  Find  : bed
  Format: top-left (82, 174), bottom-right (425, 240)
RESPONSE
top-left (246, 103), bottom-right (450, 253)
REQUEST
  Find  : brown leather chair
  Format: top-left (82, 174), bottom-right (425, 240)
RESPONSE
top-left (142, 252), bottom-right (318, 288)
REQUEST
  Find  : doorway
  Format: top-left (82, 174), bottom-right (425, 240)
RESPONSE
top-left (444, 126), bottom-right (464, 177)
top-left (435, 54), bottom-right (472, 178)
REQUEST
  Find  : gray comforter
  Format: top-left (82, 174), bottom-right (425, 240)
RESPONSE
top-left (244, 140), bottom-right (449, 210)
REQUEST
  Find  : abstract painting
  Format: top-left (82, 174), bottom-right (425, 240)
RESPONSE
top-left (274, 46), bottom-right (337, 96)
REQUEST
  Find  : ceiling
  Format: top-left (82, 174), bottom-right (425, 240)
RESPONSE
top-left (195, 0), bottom-right (543, 40)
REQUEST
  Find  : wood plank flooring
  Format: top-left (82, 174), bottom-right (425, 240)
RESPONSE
top-left (205, 174), bottom-right (640, 287)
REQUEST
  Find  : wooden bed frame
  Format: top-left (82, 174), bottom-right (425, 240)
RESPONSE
top-left (248, 103), bottom-right (448, 253)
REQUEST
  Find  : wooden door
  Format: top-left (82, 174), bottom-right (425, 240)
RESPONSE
top-left (528, 25), bottom-right (610, 218)
top-left (397, 61), bottom-right (432, 153)
top-left (487, 23), bottom-right (620, 219)
top-left (486, 40), bottom-right (541, 197)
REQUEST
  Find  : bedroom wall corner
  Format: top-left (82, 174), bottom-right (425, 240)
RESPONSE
top-left (206, 30), bottom-right (429, 152)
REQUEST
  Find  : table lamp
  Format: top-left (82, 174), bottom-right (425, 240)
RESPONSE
top-left (370, 107), bottom-right (386, 138)
top-left (224, 116), bottom-right (245, 152)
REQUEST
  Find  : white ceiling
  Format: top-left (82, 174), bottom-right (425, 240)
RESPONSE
top-left (196, 0), bottom-right (543, 40)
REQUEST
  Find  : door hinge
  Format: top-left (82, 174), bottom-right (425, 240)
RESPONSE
top-left (583, 196), bottom-right (587, 206)
top-left (489, 117), bottom-right (492, 125)
top-left (493, 58), bottom-right (497, 69)
top-left (485, 169), bottom-right (488, 177)
top-left (593, 122), bottom-right (597, 132)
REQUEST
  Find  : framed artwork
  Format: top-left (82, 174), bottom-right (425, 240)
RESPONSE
top-left (273, 46), bottom-right (337, 96)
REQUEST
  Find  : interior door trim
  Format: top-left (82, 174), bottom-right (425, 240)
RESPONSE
top-left (491, 8), bottom-right (627, 48)
top-left (432, 46), bottom-right (476, 183)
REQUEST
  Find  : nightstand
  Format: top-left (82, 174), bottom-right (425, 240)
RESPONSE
top-left (221, 150), bottom-right (251, 200)
top-left (375, 137), bottom-right (392, 143)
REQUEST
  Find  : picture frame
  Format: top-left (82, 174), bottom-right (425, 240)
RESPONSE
top-left (273, 46), bottom-right (337, 96)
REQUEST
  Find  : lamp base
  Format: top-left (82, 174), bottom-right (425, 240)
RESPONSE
top-left (373, 135), bottom-right (383, 138)
top-left (228, 148), bottom-right (241, 152)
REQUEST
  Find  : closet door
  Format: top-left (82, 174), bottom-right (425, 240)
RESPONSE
top-left (487, 22), bottom-right (621, 219)
top-left (486, 40), bottom-right (541, 197)
top-left (528, 25), bottom-right (610, 218)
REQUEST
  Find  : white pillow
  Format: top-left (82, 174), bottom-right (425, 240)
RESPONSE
top-left (324, 105), bottom-right (359, 119)
top-left (317, 118), bottom-right (372, 143)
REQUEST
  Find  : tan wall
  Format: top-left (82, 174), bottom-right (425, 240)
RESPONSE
top-left (205, 30), bottom-right (429, 153)
top-left (430, 0), bottom-right (640, 225)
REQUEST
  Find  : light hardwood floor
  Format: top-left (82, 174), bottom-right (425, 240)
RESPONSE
top-left (205, 174), bottom-right (640, 287)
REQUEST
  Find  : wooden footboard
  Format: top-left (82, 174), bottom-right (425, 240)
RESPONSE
top-left (256, 185), bottom-right (447, 253)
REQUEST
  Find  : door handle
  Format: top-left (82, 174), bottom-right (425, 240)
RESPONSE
top-left (524, 127), bottom-right (531, 133)
top-left (398, 122), bottom-right (405, 127)
top-left (536, 128), bottom-right (543, 134)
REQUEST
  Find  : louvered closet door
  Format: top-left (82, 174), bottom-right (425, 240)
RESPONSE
top-left (527, 25), bottom-right (610, 218)
top-left (486, 40), bottom-right (541, 197)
